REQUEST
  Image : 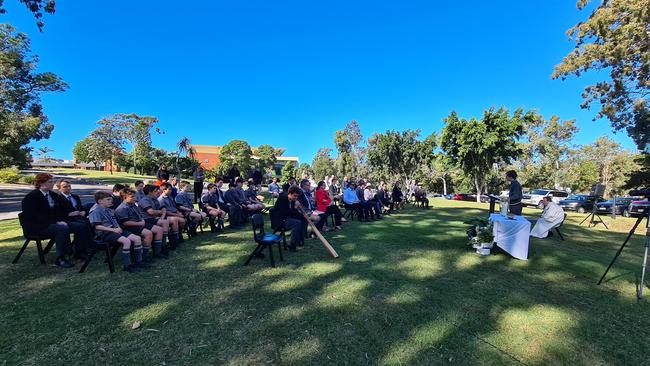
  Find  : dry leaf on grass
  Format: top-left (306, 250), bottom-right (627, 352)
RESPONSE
top-left (131, 321), bottom-right (141, 330)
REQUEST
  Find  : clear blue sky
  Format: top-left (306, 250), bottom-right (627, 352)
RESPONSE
top-left (3, 0), bottom-right (636, 163)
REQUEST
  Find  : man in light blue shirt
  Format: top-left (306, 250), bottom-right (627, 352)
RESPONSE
top-left (343, 182), bottom-right (367, 221)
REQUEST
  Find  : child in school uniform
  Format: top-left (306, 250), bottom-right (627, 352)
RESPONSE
top-left (175, 181), bottom-right (207, 236)
top-left (115, 188), bottom-right (167, 260)
top-left (89, 191), bottom-right (143, 273)
top-left (157, 183), bottom-right (186, 246)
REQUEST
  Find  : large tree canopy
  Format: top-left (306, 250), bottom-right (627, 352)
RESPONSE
top-left (366, 129), bottom-right (436, 189)
top-left (440, 108), bottom-right (534, 201)
top-left (0, 24), bottom-right (67, 168)
top-left (218, 140), bottom-right (253, 177)
top-left (553, 0), bottom-right (650, 151)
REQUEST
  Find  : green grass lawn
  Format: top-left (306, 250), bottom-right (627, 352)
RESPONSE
top-left (41, 168), bottom-right (158, 186)
top-left (1, 200), bottom-right (649, 365)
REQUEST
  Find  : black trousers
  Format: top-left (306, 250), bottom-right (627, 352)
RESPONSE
top-left (193, 181), bottom-right (204, 203)
top-left (325, 205), bottom-right (343, 226)
top-left (509, 203), bottom-right (523, 215)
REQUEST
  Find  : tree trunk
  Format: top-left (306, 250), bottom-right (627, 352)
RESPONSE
top-left (440, 176), bottom-right (447, 196)
top-left (474, 176), bottom-right (481, 203)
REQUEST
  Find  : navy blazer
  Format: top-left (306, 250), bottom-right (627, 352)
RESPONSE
top-left (21, 189), bottom-right (67, 234)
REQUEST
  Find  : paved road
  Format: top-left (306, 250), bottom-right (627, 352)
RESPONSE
top-left (0, 181), bottom-right (112, 220)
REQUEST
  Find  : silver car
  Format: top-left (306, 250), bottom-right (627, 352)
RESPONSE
top-left (522, 189), bottom-right (569, 209)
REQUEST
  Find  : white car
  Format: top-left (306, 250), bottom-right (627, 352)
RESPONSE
top-left (521, 189), bottom-right (569, 209)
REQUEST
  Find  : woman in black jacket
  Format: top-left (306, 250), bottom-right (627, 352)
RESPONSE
top-left (392, 182), bottom-right (405, 210)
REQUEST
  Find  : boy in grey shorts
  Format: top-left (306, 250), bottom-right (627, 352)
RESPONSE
top-left (89, 191), bottom-right (143, 273)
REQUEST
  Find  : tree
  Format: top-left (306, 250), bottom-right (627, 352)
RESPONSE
top-left (624, 154), bottom-right (650, 190)
top-left (218, 140), bottom-right (253, 177)
top-left (35, 146), bottom-right (53, 161)
top-left (87, 124), bottom-right (123, 175)
top-left (175, 137), bottom-right (195, 179)
top-left (255, 144), bottom-right (277, 174)
top-left (440, 108), bottom-right (533, 202)
top-left (0, 24), bottom-right (67, 168)
top-left (0, 0), bottom-right (56, 31)
top-left (366, 129), bottom-right (436, 190)
top-left (553, 0), bottom-right (650, 151)
top-left (297, 163), bottom-right (313, 179)
top-left (521, 115), bottom-right (578, 189)
top-left (334, 130), bottom-right (356, 177)
top-left (312, 148), bottom-right (336, 180)
top-left (97, 113), bottom-right (161, 173)
top-left (280, 161), bottom-right (296, 185)
top-left (73, 138), bottom-right (91, 165)
top-left (580, 136), bottom-right (639, 197)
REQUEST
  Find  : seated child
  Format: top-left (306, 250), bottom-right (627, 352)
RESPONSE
top-left (115, 188), bottom-right (167, 260)
top-left (89, 191), bottom-right (143, 273)
top-left (138, 184), bottom-right (173, 250)
top-left (175, 181), bottom-right (207, 236)
top-left (158, 183), bottom-right (186, 246)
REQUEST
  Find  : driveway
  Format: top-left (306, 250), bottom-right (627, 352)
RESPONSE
top-left (0, 180), bottom-right (112, 220)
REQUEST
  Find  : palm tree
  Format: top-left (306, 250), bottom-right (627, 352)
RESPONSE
top-left (175, 137), bottom-right (195, 180)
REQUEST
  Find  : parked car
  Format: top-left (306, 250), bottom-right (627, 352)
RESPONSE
top-left (444, 194), bottom-right (454, 200)
top-left (596, 198), bottom-right (634, 217)
top-left (452, 193), bottom-right (470, 201)
top-left (630, 199), bottom-right (650, 217)
top-left (522, 189), bottom-right (569, 209)
top-left (559, 195), bottom-right (605, 213)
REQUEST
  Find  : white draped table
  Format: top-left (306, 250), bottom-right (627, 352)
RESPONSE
top-left (489, 213), bottom-right (531, 260)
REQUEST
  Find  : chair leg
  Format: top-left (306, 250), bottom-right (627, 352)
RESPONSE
top-left (556, 228), bottom-right (564, 241)
top-left (36, 239), bottom-right (46, 264)
top-left (245, 244), bottom-right (263, 265)
top-left (106, 245), bottom-right (115, 273)
top-left (12, 239), bottom-right (31, 264)
top-left (268, 244), bottom-right (275, 268)
top-left (282, 231), bottom-right (287, 250)
top-left (277, 241), bottom-right (283, 262)
top-left (79, 248), bottom-right (97, 273)
top-left (43, 239), bottom-right (55, 254)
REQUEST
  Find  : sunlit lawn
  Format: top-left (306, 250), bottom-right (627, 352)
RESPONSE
top-left (41, 168), bottom-right (157, 186)
top-left (1, 199), bottom-right (649, 365)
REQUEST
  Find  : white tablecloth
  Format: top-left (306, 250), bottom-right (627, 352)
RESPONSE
top-left (489, 213), bottom-right (530, 260)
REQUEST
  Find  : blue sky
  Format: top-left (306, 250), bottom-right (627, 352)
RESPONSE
top-left (3, 0), bottom-right (636, 162)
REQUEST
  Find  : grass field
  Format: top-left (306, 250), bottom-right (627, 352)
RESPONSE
top-left (1, 199), bottom-right (649, 365)
top-left (41, 168), bottom-right (157, 186)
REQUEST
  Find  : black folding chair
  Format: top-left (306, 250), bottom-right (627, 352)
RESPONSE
top-left (78, 236), bottom-right (120, 273)
top-left (244, 214), bottom-right (283, 267)
top-left (13, 212), bottom-right (55, 265)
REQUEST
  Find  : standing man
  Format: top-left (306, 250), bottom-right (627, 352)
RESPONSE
top-left (193, 166), bottom-right (205, 203)
top-left (506, 170), bottom-right (523, 215)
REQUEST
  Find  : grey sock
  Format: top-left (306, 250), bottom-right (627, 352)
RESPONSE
top-left (121, 250), bottom-right (131, 267)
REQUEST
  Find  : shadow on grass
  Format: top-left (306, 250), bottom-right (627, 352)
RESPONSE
top-left (1, 203), bottom-right (650, 365)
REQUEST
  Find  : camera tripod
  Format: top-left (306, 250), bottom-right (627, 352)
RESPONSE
top-left (597, 208), bottom-right (650, 299)
top-left (580, 204), bottom-right (609, 230)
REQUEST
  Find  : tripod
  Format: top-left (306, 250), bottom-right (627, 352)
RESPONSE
top-left (597, 208), bottom-right (650, 299)
top-left (580, 204), bottom-right (609, 229)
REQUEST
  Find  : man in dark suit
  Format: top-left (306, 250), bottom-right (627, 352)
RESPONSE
top-left (272, 186), bottom-right (307, 251)
top-left (21, 173), bottom-right (74, 268)
top-left (55, 179), bottom-right (92, 259)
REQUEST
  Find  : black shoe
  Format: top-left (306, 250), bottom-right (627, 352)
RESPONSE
top-left (154, 254), bottom-right (169, 260)
top-left (123, 265), bottom-right (138, 273)
top-left (134, 261), bottom-right (151, 269)
top-left (177, 235), bottom-right (184, 243)
top-left (254, 252), bottom-right (265, 258)
top-left (55, 257), bottom-right (74, 268)
top-left (288, 246), bottom-right (297, 252)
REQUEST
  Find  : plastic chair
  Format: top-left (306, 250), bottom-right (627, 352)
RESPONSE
top-left (244, 214), bottom-right (283, 267)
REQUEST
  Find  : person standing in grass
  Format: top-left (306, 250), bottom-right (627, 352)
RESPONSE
top-left (506, 170), bottom-right (523, 215)
top-left (157, 164), bottom-right (170, 184)
top-left (89, 191), bottom-right (144, 273)
top-left (115, 188), bottom-right (166, 260)
top-left (192, 166), bottom-right (205, 203)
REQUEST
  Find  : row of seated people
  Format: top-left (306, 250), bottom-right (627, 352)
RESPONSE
top-left (20, 173), bottom-right (212, 271)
